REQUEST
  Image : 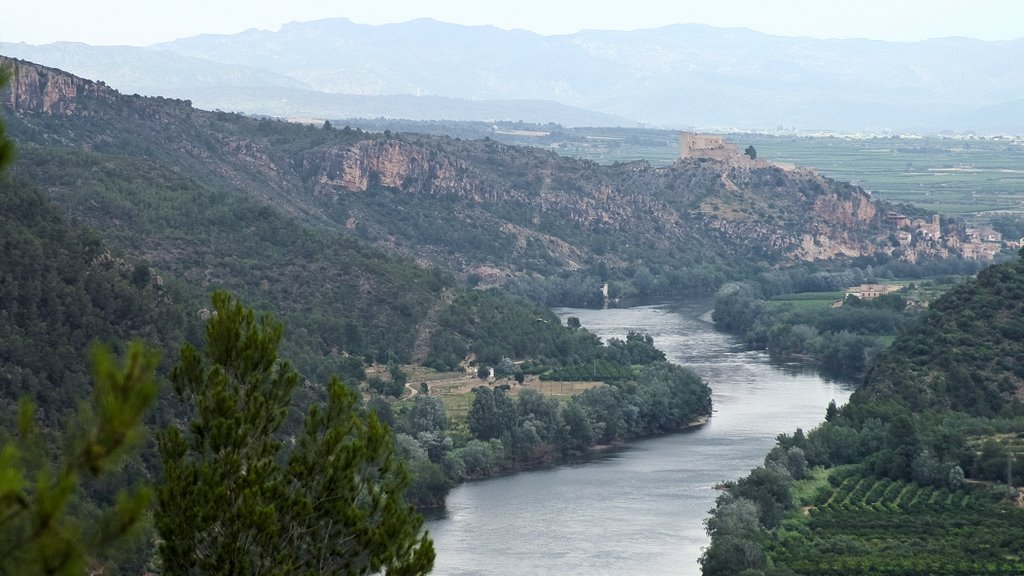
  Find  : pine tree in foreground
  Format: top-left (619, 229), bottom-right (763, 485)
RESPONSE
top-left (156, 291), bottom-right (434, 575)
top-left (0, 343), bottom-right (159, 575)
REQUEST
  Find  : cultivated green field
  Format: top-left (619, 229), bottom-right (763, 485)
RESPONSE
top-left (745, 135), bottom-right (1024, 216)
top-left (772, 469), bottom-right (1024, 575)
top-left (766, 291), bottom-right (845, 310)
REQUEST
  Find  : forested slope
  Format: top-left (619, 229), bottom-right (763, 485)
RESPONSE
top-left (701, 250), bottom-right (1024, 576)
top-left (857, 257), bottom-right (1024, 415)
top-left (1, 56), bottom-right (937, 310)
top-left (0, 175), bottom-right (193, 426)
top-left (0, 56), bottom-right (718, 571)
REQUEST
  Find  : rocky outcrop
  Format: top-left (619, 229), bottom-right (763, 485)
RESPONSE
top-left (1, 56), bottom-right (115, 115)
top-left (302, 135), bottom-right (909, 267)
top-left (306, 139), bottom-right (488, 200)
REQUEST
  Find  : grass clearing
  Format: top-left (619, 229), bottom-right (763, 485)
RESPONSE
top-left (390, 365), bottom-right (608, 424)
top-left (766, 291), bottom-right (844, 311)
top-left (791, 466), bottom-right (832, 506)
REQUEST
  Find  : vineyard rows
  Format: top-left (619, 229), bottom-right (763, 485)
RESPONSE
top-left (540, 359), bottom-right (635, 382)
top-left (817, 477), bottom-right (979, 513)
top-left (773, 474), bottom-right (1024, 575)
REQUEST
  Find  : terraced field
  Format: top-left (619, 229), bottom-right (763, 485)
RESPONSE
top-left (772, 471), bottom-right (1024, 575)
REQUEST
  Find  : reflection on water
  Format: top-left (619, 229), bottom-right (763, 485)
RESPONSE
top-left (426, 299), bottom-right (853, 576)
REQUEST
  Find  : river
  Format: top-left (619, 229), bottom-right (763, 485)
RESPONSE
top-left (424, 299), bottom-right (853, 576)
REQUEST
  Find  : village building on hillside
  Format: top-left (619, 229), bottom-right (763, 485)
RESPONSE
top-left (912, 215), bottom-right (942, 240)
top-left (966, 227), bottom-right (1002, 244)
top-left (958, 226), bottom-right (1005, 260)
top-left (886, 213), bottom-right (911, 228)
top-left (887, 212), bottom-right (940, 240)
top-left (885, 211), bottom-right (1006, 261)
top-left (845, 284), bottom-right (903, 300)
top-left (961, 241), bottom-right (1002, 260)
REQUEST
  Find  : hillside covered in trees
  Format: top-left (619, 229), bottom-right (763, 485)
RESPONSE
top-left (0, 57), bottom-right (721, 573)
top-left (0, 168), bottom-right (715, 571)
top-left (0, 175), bottom-right (194, 427)
top-left (701, 250), bottom-right (1024, 576)
top-left (1, 56), bottom-right (949, 312)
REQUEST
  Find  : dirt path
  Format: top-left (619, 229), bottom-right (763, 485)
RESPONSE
top-left (720, 172), bottom-right (742, 194)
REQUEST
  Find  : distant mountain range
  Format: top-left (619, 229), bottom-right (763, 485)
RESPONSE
top-left (3, 18), bottom-right (1023, 131)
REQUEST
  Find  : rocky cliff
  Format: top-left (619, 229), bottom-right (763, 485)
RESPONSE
top-left (1, 57), bottom-right (117, 115)
top-left (300, 134), bottom-right (908, 266)
top-left (305, 139), bottom-right (483, 199)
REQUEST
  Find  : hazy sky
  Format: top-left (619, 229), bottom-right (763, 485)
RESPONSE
top-left (3, 0), bottom-right (1023, 46)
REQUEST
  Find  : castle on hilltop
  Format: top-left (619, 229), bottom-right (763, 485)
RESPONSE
top-left (679, 132), bottom-right (777, 168)
top-left (679, 133), bottom-right (738, 161)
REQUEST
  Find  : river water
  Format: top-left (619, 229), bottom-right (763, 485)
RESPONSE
top-left (425, 299), bottom-right (853, 576)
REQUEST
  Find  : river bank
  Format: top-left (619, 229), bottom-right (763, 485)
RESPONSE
top-left (426, 299), bottom-right (853, 576)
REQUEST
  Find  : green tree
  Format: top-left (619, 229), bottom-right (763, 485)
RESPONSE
top-left (0, 343), bottom-right (158, 576)
top-left (699, 535), bottom-right (767, 576)
top-left (825, 399), bottom-right (839, 422)
top-left (155, 292), bottom-right (433, 576)
top-left (407, 395), bottom-right (447, 436)
top-left (467, 386), bottom-right (516, 441)
top-left (704, 495), bottom-right (762, 539)
top-left (494, 357), bottom-right (516, 378)
top-left (744, 145), bottom-right (757, 160)
top-left (559, 400), bottom-right (594, 454)
top-left (785, 447), bottom-right (808, 480)
top-left (731, 466), bottom-right (793, 529)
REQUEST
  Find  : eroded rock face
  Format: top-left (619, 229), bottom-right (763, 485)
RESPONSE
top-left (810, 186), bottom-right (876, 227)
top-left (307, 139), bottom-right (482, 199)
top-left (301, 135), bottom-right (916, 266)
top-left (2, 57), bottom-right (114, 115)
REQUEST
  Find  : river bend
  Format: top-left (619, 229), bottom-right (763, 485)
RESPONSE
top-left (426, 299), bottom-right (852, 576)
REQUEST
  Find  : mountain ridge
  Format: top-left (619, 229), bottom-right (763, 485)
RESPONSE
top-left (1, 56), bottom-right (953, 310)
top-left (4, 19), bottom-right (1024, 132)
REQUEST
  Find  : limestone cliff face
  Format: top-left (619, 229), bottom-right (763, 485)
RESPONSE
top-left (696, 165), bottom-right (893, 262)
top-left (1, 56), bottom-right (115, 115)
top-left (797, 172), bottom-right (881, 260)
top-left (306, 139), bottom-right (489, 200)
top-left (299, 136), bottom-right (908, 267)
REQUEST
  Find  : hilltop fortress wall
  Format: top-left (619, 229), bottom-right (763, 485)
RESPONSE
top-left (680, 133), bottom-right (736, 161)
top-left (679, 132), bottom-right (773, 169)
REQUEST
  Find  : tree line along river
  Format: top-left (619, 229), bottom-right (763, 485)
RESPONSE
top-left (425, 298), bottom-right (853, 576)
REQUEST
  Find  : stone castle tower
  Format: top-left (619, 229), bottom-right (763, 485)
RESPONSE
top-left (679, 132), bottom-right (738, 161)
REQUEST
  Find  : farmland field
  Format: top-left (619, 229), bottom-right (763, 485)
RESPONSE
top-left (744, 135), bottom-right (1024, 216)
top-left (770, 468), bottom-right (1024, 575)
top-left (766, 291), bottom-right (845, 310)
